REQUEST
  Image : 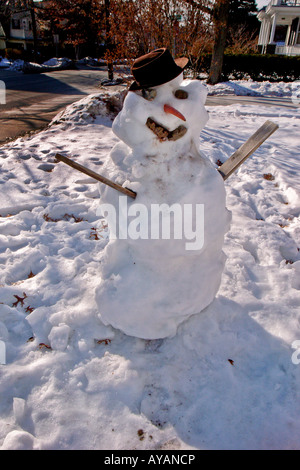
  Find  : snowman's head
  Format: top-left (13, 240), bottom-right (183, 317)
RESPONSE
top-left (112, 73), bottom-right (209, 155)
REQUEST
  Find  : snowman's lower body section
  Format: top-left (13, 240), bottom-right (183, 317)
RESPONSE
top-left (96, 237), bottom-right (227, 339)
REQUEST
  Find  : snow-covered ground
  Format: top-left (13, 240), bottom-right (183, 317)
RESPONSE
top-left (0, 58), bottom-right (12, 69)
top-left (205, 79), bottom-right (300, 101)
top-left (1, 57), bottom-right (75, 73)
top-left (0, 86), bottom-right (300, 450)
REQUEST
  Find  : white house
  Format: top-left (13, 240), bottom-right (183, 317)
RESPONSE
top-left (0, 22), bottom-right (6, 51)
top-left (258, 0), bottom-right (300, 56)
top-left (9, 11), bottom-right (34, 51)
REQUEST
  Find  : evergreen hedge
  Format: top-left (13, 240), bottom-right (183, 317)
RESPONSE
top-left (197, 53), bottom-right (300, 82)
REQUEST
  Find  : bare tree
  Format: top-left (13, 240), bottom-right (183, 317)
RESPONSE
top-left (226, 24), bottom-right (258, 55)
top-left (104, 0), bottom-right (185, 79)
top-left (207, 0), bottom-right (230, 84)
top-left (28, 0), bottom-right (38, 62)
top-left (39, 0), bottom-right (104, 60)
top-left (181, 0), bottom-right (230, 84)
top-left (104, 0), bottom-right (114, 79)
top-left (0, 0), bottom-right (40, 60)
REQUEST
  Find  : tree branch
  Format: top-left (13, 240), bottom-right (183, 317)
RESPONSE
top-left (181, 0), bottom-right (212, 16)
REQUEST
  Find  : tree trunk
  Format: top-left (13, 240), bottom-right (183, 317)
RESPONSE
top-left (207, 0), bottom-right (230, 85)
top-left (104, 0), bottom-right (114, 80)
top-left (29, 0), bottom-right (38, 63)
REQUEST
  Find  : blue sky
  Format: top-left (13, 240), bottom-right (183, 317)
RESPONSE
top-left (256, 0), bottom-right (270, 9)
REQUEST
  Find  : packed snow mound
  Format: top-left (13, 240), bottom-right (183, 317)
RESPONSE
top-left (0, 57), bottom-right (11, 68)
top-left (7, 59), bottom-right (24, 72)
top-left (22, 57), bottom-right (75, 74)
top-left (43, 57), bottom-right (71, 67)
top-left (205, 79), bottom-right (300, 98)
top-left (77, 57), bottom-right (106, 66)
top-left (50, 90), bottom-right (127, 126)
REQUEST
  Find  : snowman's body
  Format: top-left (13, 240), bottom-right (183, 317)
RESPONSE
top-left (95, 74), bottom-right (231, 339)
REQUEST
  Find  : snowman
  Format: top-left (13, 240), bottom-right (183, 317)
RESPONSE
top-left (95, 48), bottom-right (231, 339)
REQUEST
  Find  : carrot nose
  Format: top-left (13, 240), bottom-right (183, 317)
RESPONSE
top-left (164, 104), bottom-right (186, 122)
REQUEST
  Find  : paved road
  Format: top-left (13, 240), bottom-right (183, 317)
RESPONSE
top-left (0, 65), bottom-right (297, 145)
top-left (0, 65), bottom-right (115, 144)
top-left (206, 94), bottom-right (297, 108)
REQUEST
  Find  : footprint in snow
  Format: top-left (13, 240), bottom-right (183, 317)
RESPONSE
top-left (37, 163), bottom-right (55, 172)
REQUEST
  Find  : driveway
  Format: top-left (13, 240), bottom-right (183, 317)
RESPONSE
top-left (206, 94), bottom-right (296, 108)
top-left (0, 65), bottom-right (116, 144)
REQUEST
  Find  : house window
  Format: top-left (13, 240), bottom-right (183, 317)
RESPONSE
top-left (274, 25), bottom-right (288, 43)
top-left (11, 18), bottom-right (21, 29)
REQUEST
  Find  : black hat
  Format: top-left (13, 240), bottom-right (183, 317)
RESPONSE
top-left (129, 48), bottom-right (188, 91)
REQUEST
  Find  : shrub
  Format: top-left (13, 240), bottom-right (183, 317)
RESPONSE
top-left (195, 53), bottom-right (300, 82)
top-left (5, 47), bottom-right (23, 60)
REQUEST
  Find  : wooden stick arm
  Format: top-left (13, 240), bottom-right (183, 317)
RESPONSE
top-left (218, 120), bottom-right (279, 181)
top-left (55, 153), bottom-right (137, 199)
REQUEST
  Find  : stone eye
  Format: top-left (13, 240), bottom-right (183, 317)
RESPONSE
top-left (142, 89), bottom-right (157, 101)
top-left (134, 88), bottom-right (157, 101)
top-left (174, 89), bottom-right (188, 99)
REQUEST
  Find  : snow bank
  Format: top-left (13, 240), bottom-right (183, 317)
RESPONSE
top-left (42, 57), bottom-right (73, 68)
top-left (50, 90), bottom-right (126, 126)
top-left (77, 57), bottom-right (107, 66)
top-left (205, 79), bottom-right (300, 99)
top-left (0, 58), bottom-right (11, 69)
top-left (0, 90), bottom-right (300, 450)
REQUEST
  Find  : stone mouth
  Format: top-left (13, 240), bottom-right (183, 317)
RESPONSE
top-left (146, 117), bottom-right (187, 142)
